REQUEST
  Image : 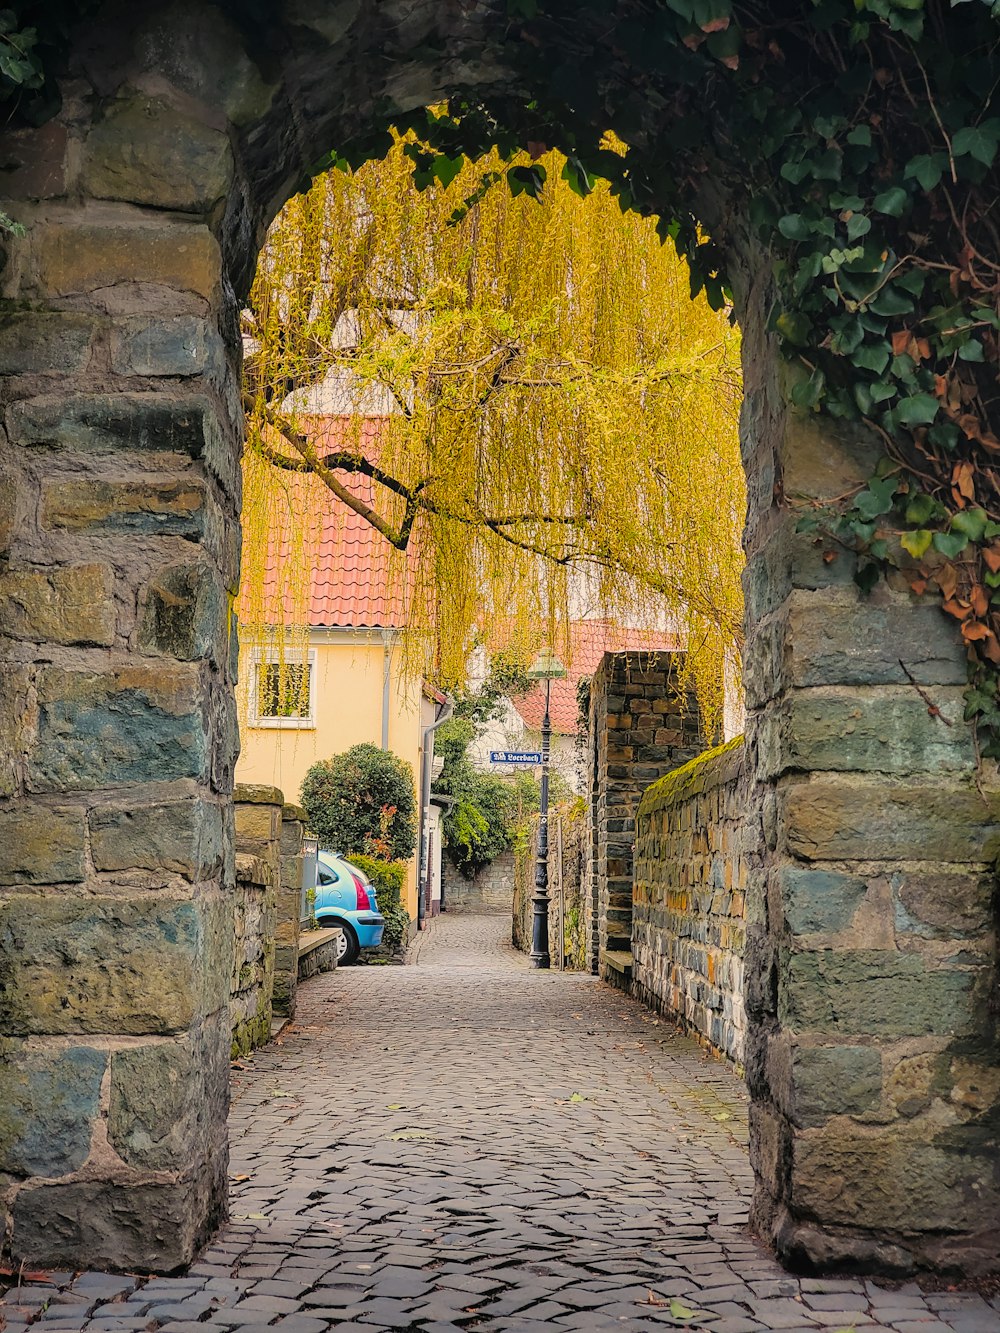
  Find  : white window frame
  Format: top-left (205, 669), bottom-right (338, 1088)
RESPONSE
top-left (249, 649), bottom-right (317, 730)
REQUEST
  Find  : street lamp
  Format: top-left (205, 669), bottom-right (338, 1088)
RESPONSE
top-left (526, 649), bottom-right (567, 969)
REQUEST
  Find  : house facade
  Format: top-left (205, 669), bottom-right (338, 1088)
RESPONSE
top-left (236, 417), bottom-right (436, 924)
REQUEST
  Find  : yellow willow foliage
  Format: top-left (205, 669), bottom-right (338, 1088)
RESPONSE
top-left (240, 137), bottom-right (745, 733)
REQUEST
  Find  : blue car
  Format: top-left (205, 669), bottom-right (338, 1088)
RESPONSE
top-left (315, 851), bottom-right (385, 965)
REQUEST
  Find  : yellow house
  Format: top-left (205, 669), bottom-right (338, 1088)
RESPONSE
top-left (235, 417), bottom-right (438, 922)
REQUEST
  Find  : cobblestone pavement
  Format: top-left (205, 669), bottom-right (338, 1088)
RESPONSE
top-left (3, 915), bottom-right (999, 1333)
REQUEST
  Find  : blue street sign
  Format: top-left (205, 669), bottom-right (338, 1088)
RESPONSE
top-left (490, 750), bottom-right (543, 765)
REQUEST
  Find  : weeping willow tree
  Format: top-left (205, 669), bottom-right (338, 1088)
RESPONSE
top-left (239, 136), bottom-right (745, 730)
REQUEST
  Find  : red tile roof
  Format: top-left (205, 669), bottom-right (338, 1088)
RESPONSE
top-left (513, 620), bottom-right (680, 735)
top-left (242, 416), bottom-right (416, 630)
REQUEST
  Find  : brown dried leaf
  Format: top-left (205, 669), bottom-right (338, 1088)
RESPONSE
top-left (983, 544), bottom-right (1000, 573)
top-left (962, 620), bottom-right (990, 641)
top-left (892, 329), bottom-right (911, 356)
top-left (953, 460), bottom-right (976, 500)
top-left (937, 563), bottom-right (959, 599)
top-left (943, 596), bottom-right (972, 620)
top-left (971, 585), bottom-right (990, 617)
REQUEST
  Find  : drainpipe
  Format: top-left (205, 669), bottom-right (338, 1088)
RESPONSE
top-left (417, 694), bottom-right (454, 930)
top-left (380, 631), bottom-right (392, 751)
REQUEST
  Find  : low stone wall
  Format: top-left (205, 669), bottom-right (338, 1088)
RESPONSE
top-left (633, 737), bottom-right (747, 1064)
top-left (231, 784), bottom-right (282, 1056)
top-left (274, 803), bottom-right (305, 1018)
top-left (443, 850), bottom-right (516, 913)
top-left (231, 851), bottom-right (275, 1056)
top-left (297, 927), bottom-right (341, 981)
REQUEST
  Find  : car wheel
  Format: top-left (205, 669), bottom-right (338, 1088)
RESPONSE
top-left (334, 921), bottom-right (360, 966)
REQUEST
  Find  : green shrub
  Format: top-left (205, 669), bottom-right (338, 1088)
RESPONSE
top-left (348, 853), bottom-right (406, 909)
top-left (348, 853), bottom-right (410, 956)
top-left (301, 743), bottom-right (417, 861)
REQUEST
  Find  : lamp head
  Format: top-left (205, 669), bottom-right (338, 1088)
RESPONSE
top-left (527, 650), bottom-right (568, 681)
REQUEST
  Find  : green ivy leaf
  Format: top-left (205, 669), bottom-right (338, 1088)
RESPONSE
top-left (854, 476), bottom-right (897, 520)
top-left (852, 343), bottom-right (890, 373)
top-left (872, 185), bottom-right (909, 217)
top-left (905, 491), bottom-right (936, 524)
top-left (952, 507), bottom-right (989, 541)
top-left (431, 154), bottom-right (464, 188)
top-left (778, 213), bottom-right (813, 241)
top-left (933, 531), bottom-right (970, 558)
top-left (905, 153), bottom-right (944, 190)
top-left (952, 120), bottom-right (1000, 166)
top-left (900, 529), bottom-right (933, 558)
top-left (895, 393), bottom-right (940, 426)
top-left (775, 311), bottom-right (812, 345)
top-left (847, 213), bottom-right (871, 240)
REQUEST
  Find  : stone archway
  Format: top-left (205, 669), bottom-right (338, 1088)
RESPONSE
top-left (0, 0), bottom-right (996, 1278)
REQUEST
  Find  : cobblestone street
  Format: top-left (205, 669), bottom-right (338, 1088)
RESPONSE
top-left (2, 916), bottom-right (998, 1333)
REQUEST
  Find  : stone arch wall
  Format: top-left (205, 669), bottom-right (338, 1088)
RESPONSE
top-left (0, 0), bottom-right (996, 1277)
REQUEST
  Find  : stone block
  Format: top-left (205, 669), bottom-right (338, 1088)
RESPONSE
top-left (0, 564), bottom-right (115, 646)
top-left (780, 948), bottom-right (978, 1038)
top-left (0, 893), bottom-right (229, 1035)
top-left (42, 478), bottom-right (206, 538)
top-left (786, 591), bottom-right (967, 690)
top-left (83, 96), bottom-right (232, 212)
top-left (781, 776), bottom-right (1000, 863)
top-left (109, 1016), bottom-right (228, 1171)
top-left (894, 867), bottom-right (995, 939)
top-left (791, 1122), bottom-right (1000, 1232)
top-left (10, 1165), bottom-right (227, 1272)
top-left (138, 560), bottom-right (224, 662)
top-left (0, 1042), bottom-right (105, 1177)
top-left (767, 687), bottom-right (972, 778)
top-left (885, 1051), bottom-right (947, 1118)
top-left (32, 220), bottom-right (221, 299)
top-left (28, 665), bottom-right (206, 791)
top-left (775, 866), bottom-right (867, 936)
top-left (9, 392), bottom-right (228, 469)
top-left (791, 1044), bottom-right (882, 1126)
top-left (110, 315), bottom-right (225, 378)
top-left (0, 312), bottom-right (95, 375)
top-left (0, 804), bottom-right (86, 885)
top-left (89, 798), bottom-right (224, 880)
top-left (0, 120), bottom-right (69, 198)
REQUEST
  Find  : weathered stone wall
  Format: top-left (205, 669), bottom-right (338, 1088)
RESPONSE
top-left (443, 850), bottom-right (516, 914)
top-left (230, 785), bottom-right (282, 1056)
top-left (633, 738), bottom-right (747, 1064)
top-left (735, 252), bottom-right (1000, 1276)
top-left (231, 852), bottom-right (274, 1057)
top-left (586, 652), bottom-right (704, 975)
top-left (297, 927), bottom-right (341, 982)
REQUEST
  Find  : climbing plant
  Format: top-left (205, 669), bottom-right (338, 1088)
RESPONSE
top-left (347, 0), bottom-right (1000, 755)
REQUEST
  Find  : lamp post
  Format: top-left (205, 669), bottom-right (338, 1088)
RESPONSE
top-left (526, 650), bottom-right (567, 969)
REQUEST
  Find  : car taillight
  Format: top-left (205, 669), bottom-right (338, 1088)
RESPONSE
top-left (351, 873), bottom-right (371, 911)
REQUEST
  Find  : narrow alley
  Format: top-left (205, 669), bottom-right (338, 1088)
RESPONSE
top-left (2, 918), bottom-right (997, 1333)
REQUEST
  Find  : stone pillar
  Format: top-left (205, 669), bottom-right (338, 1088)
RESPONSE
top-left (586, 651), bottom-right (703, 978)
top-left (0, 94), bottom-right (242, 1271)
top-left (275, 803), bottom-right (306, 1019)
top-left (739, 263), bottom-right (1000, 1274)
